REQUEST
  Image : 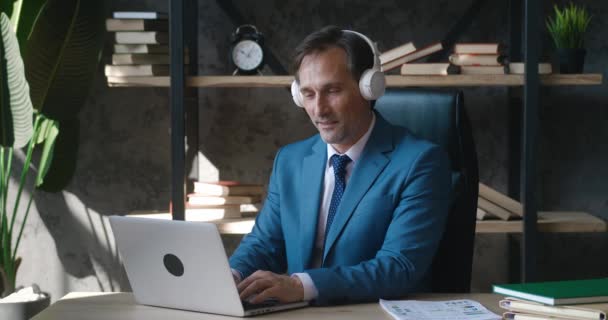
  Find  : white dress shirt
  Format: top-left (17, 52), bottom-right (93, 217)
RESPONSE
top-left (293, 113), bottom-right (376, 301)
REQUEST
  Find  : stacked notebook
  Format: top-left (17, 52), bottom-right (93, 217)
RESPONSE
top-left (186, 181), bottom-right (265, 220)
top-left (494, 278), bottom-right (608, 320)
top-left (105, 11), bottom-right (177, 84)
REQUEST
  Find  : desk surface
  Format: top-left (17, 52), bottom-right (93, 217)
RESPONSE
top-left (33, 292), bottom-right (505, 320)
top-left (130, 210), bottom-right (607, 234)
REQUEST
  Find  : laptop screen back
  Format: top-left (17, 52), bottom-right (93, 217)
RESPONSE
top-left (109, 216), bottom-right (246, 316)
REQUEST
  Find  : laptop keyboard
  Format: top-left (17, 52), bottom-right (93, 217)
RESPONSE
top-left (242, 298), bottom-right (280, 310)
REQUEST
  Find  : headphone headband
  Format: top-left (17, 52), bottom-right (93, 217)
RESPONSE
top-left (341, 29), bottom-right (381, 71)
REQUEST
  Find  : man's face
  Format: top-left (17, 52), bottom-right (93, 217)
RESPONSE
top-left (297, 46), bottom-right (372, 153)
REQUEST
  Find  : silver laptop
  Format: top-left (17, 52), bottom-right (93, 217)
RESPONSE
top-left (109, 215), bottom-right (308, 317)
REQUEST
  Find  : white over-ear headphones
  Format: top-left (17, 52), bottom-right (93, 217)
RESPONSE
top-left (291, 29), bottom-right (386, 108)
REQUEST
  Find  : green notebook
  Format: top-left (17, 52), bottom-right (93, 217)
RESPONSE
top-left (493, 278), bottom-right (608, 305)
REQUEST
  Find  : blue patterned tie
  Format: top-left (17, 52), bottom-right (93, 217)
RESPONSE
top-left (325, 154), bottom-right (352, 241)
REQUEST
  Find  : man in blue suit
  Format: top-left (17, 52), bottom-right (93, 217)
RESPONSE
top-left (230, 26), bottom-right (451, 306)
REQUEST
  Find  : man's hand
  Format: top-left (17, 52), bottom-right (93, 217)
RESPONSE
top-left (237, 270), bottom-right (304, 304)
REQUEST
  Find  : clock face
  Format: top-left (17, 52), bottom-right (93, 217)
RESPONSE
top-left (232, 40), bottom-right (264, 71)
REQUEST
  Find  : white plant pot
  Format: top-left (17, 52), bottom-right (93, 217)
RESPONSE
top-left (0, 293), bottom-right (50, 320)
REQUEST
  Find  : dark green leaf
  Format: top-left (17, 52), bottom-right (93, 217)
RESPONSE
top-left (24, 0), bottom-right (105, 121)
top-left (0, 12), bottom-right (33, 149)
top-left (35, 117), bottom-right (58, 186)
top-left (38, 118), bottom-right (78, 192)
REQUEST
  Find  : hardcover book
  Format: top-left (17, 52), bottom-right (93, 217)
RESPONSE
top-left (494, 278), bottom-right (608, 305)
top-left (114, 44), bottom-right (170, 54)
top-left (106, 18), bottom-right (168, 31)
top-left (104, 64), bottom-right (170, 76)
top-left (111, 53), bottom-right (189, 65)
top-left (193, 181), bottom-right (264, 197)
top-left (400, 63), bottom-right (460, 75)
top-left (449, 53), bottom-right (507, 66)
top-left (383, 42), bottom-right (443, 72)
top-left (477, 197), bottom-right (513, 220)
top-left (112, 11), bottom-right (168, 19)
top-left (500, 298), bottom-right (607, 320)
top-left (115, 31), bottom-right (169, 44)
top-left (454, 43), bottom-right (506, 54)
top-left (379, 42), bottom-right (417, 65)
top-left (187, 194), bottom-right (262, 206)
top-left (479, 182), bottom-right (523, 216)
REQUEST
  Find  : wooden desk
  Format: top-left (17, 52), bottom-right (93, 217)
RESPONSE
top-left (33, 292), bottom-right (505, 320)
top-left (130, 211), bottom-right (607, 235)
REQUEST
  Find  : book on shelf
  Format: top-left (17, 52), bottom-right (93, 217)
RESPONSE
top-left (112, 53), bottom-right (189, 65)
top-left (400, 63), bottom-right (460, 75)
top-left (454, 42), bottom-right (506, 55)
top-left (479, 183), bottom-right (523, 217)
top-left (476, 207), bottom-right (487, 220)
top-left (382, 42), bottom-right (443, 72)
top-left (184, 205), bottom-right (243, 219)
top-left (114, 44), bottom-right (170, 54)
top-left (477, 196), bottom-right (514, 220)
top-left (240, 203), bottom-right (263, 213)
top-left (493, 278), bottom-right (608, 305)
top-left (193, 181), bottom-right (265, 196)
top-left (379, 42), bottom-right (417, 66)
top-left (104, 64), bottom-right (170, 76)
top-left (500, 297), bottom-right (607, 320)
top-left (115, 31), bottom-right (169, 44)
top-left (131, 208), bottom-right (243, 221)
top-left (476, 207), bottom-right (498, 220)
top-left (507, 62), bottom-right (553, 75)
top-left (112, 11), bottom-right (168, 19)
top-left (187, 194), bottom-right (262, 206)
top-left (106, 18), bottom-right (168, 32)
top-left (460, 66), bottom-right (506, 75)
top-left (449, 53), bottom-right (507, 66)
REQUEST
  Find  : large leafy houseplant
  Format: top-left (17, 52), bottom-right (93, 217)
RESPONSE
top-left (0, 0), bottom-right (104, 297)
top-left (0, 11), bottom-right (58, 297)
top-left (546, 3), bottom-right (592, 73)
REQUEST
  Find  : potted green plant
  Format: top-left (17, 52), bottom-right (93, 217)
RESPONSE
top-left (0, 11), bottom-right (56, 319)
top-left (546, 2), bottom-right (592, 74)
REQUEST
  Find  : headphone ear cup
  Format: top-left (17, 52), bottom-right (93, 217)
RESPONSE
top-left (291, 81), bottom-right (304, 108)
top-left (359, 69), bottom-right (386, 100)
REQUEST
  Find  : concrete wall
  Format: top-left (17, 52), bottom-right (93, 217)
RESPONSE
top-left (11, 0), bottom-right (607, 301)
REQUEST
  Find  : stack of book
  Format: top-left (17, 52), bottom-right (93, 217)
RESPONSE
top-left (450, 43), bottom-right (508, 75)
top-left (477, 182), bottom-right (523, 221)
top-left (494, 278), bottom-right (608, 319)
top-left (105, 11), bottom-right (174, 84)
top-left (451, 43), bottom-right (552, 75)
top-left (186, 181), bottom-right (265, 220)
top-left (379, 41), bottom-right (446, 74)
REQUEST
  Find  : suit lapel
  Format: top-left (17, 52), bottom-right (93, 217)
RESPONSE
top-left (323, 114), bottom-right (394, 261)
top-left (299, 137), bottom-right (326, 270)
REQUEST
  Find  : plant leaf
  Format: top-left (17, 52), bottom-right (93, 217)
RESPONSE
top-left (38, 118), bottom-right (78, 192)
top-left (14, 0), bottom-right (48, 52)
top-left (0, 12), bottom-right (33, 149)
top-left (23, 0), bottom-right (104, 189)
top-left (23, 0), bottom-right (105, 121)
top-left (35, 117), bottom-right (58, 186)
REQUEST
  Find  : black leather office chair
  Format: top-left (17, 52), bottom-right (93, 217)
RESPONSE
top-left (375, 88), bottom-right (479, 293)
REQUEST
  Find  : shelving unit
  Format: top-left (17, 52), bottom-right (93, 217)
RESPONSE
top-left (107, 74), bottom-right (602, 87)
top-left (161, 0), bottom-right (605, 283)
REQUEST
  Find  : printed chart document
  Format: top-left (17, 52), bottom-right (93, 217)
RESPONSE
top-left (380, 299), bottom-right (501, 320)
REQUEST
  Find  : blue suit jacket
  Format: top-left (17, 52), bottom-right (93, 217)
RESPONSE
top-left (229, 113), bottom-right (451, 305)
